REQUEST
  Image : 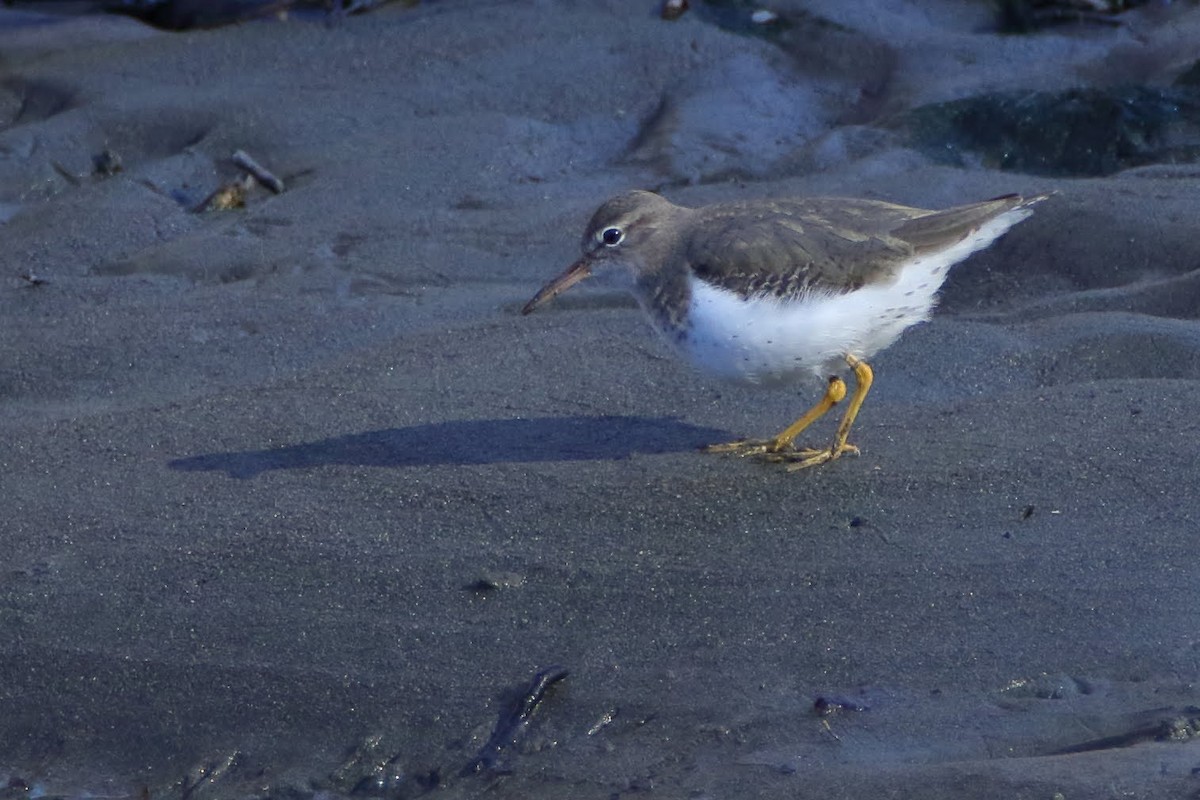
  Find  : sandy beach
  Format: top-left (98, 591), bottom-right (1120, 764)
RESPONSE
top-left (3, 1), bottom-right (1200, 797)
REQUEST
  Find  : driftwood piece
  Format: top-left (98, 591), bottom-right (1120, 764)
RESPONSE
top-left (231, 149), bottom-right (285, 194)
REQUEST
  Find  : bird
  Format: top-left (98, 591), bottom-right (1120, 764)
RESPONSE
top-left (521, 189), bottom-right (1049, 470)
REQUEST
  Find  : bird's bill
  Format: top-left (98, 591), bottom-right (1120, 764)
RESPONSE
top-left (520, 258), bottom-right (593, 315)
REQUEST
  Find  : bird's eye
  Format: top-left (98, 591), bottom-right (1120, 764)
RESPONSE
top-left (600, 227), bottom-right (624, 247)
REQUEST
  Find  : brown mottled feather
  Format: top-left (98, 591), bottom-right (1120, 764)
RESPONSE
top-left (684, 195), bottom-right (1043, 301)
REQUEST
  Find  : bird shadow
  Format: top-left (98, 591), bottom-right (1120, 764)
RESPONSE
top-left (168, 415), bottom-right (728, 479)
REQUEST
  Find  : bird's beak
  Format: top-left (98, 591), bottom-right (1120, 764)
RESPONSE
top-left (521, 258), bottom-right (593, 315)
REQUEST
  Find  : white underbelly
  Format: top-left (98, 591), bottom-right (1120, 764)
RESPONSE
top-left (660, 204), bottom-right (1032, 385)
top-left (677, 273), bottom-right (938, 385)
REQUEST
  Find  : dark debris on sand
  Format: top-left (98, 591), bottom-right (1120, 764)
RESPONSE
top-left (3, 0), bottom-right (419, 30)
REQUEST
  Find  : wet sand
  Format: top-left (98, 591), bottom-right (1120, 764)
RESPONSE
top-left (2, 1), bottom-right (1200, 797)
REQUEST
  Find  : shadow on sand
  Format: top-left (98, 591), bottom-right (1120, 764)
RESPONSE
top-left (168, 415), bottom-right (728, 478)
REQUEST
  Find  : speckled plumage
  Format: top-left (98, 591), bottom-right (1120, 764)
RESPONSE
top-left (527, 190), bottom-right (1047, 382)
top-left (522, 189), bottom-right (1049, 468)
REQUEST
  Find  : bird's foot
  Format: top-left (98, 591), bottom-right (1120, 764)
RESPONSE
top-left (765, 442), bottom-right (860, 471)
top-left (704, 438), bottom-right (859, 470)
top-left (702, 438), bottom-right (788, 458)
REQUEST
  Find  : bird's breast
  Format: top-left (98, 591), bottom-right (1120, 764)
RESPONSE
top-left (661, 274), bottom-right (937, 385)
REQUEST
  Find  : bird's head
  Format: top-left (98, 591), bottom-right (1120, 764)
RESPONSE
top-left (521, 190), bottom-right (683, 315)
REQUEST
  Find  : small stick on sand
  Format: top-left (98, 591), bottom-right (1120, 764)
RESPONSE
top-left (232, 150), bottom-right (285, 194)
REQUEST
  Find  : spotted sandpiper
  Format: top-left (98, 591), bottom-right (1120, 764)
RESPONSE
top-left (522, 190), bottom-right (1049, 470)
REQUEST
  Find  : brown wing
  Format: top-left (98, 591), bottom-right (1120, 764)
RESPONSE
top-left (891, 194), bottom-right (1044, 253)
top-left (684, 198), bottom-right (923, 299)
top-left (684, 195), bottom-right (1044, 300)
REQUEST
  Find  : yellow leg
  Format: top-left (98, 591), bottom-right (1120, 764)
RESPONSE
top-left (704, 355), bottom-right (874, 471)
top-left (781, 355), bottom-right (873, 471)
top-left (767, 375), bottom-right (846, 451)
top-left (704, 375), bottom-right (845, 457)
top-left (834, 355), bottom-right (872, 453)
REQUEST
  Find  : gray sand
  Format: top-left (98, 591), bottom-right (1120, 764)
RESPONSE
top-left (3, 1), bottom-right (1200, 797)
